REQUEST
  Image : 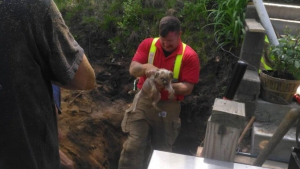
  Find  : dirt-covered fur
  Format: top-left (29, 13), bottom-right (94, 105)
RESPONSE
top-left (129, 69), bottom-right (175, 112)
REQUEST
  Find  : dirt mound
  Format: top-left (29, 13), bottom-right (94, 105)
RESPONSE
top-left (59, 89), bottom-right (127, 169)
top-left (58, 59), bottom-right (132, 169)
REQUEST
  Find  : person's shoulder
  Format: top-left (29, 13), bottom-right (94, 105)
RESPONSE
top-left (182, 44), bottom-right (200, 65)
top-left (142, 38), bottom-right (154, 43)
top-left (25, 0), bottom-right (52, 18)
top-left (139, 38), bottom-right (154, 47)
top-left (28, 0), bottom-right (51, 9)
top-left (2, 0), bottom-right (51, 14)
top-left (34, 0), bottom-right (52, 6)
top-left (184, 45), bottom-right (198, 57)
top-left (1, 0), bottom-right (50, 6)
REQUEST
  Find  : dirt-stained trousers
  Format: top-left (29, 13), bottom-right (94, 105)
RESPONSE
top-left (118, 97), bottom-right (181, 169)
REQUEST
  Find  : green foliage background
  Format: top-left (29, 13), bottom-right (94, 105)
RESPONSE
top-left (54, 0), bottom-right (250, 64)
top-left (269, 29), bottom-right (300, 79)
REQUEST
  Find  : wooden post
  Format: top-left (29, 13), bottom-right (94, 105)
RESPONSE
top-left (202, 98), bottom-right (245, 162)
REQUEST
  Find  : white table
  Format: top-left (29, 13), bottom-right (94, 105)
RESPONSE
top-left (148, 150), bottom-right (269, 169)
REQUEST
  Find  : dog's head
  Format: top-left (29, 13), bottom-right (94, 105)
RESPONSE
top-left (154, 69), bottom-right (173, 86)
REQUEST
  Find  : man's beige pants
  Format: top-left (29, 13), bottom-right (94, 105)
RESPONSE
top-left (118, 97), bottom-right (181, 169)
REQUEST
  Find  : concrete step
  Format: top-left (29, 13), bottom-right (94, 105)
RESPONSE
top-left (270, 18), bottom-right (300, 36)
top-left (236, 70), bottom-right (260, 102)
top-left (255, 98), bottom-right (300, 125)
top-left (264, 3), bottom-right (300, 21)
top-left (265, 3), bottom-right (300, 36)
top-left (251, 121), bottom-right (297, 163)
top-left (234, 70), bottom-right (261, 118)
top-left (246, 3), bottom-right (300, 36)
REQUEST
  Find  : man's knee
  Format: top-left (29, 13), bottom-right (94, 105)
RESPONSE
top-left (122, 136), bottom-right (148, 156)
top-left (119, 145), bottom-right (144, 169)
top-left (119, 134), bottom-right (149, 169)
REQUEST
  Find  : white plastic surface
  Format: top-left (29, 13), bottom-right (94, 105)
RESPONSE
top-left (148, 150), bottom-right (269, 169)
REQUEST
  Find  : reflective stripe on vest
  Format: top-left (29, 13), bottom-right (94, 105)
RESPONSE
top-left (148, 38), bottom-right (159, 64)
top-left (148, 37), bottom-right (186, 82)
top-left (260, 35), bottom-right (272, 71)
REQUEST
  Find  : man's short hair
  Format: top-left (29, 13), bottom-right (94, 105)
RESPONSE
top-left (159, 16), bottom-right (181, 37)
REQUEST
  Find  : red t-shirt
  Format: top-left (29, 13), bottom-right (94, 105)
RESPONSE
top-left (132, 38), bottom-right (200, 101)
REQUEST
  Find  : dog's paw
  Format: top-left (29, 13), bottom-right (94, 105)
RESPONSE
top-left (154, 106), bottom-right (161, 112)
top-left (168, 93), bottom-right (175, 100)
top-left (128, 90), bottom-right (138, 95)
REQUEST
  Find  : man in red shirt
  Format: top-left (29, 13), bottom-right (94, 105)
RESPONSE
top-left (119, 16), bottom-right (200, 169)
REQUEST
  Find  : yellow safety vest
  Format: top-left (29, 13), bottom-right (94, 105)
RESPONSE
top-left (260, 35), bottom-right (272, 71)
top-left (148, 38), bottom-right (186, 82)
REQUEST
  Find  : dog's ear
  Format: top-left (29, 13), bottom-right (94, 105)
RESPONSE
top-left (154, 71), bottom-right (160, 78)
top-left (169, 71), bottom-right (174, 79)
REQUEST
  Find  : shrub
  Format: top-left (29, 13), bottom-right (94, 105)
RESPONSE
top-left (268, 28), bottom-right (300, 80)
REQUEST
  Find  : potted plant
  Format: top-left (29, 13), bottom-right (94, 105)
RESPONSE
top-left (260, 28), bottom-right (300, 104)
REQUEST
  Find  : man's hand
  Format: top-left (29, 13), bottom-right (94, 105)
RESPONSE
top-left (59, 149), bottom-right (75, 169)
top-left (145, 66), bottom-right (159, 78)
top-left (129, 61), bottom-right (158, 78)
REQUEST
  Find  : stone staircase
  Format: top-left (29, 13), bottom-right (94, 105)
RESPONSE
top-left (234, 2), bottom-right (300, 163)
top-left (265, 3), bottom-right (300, 35)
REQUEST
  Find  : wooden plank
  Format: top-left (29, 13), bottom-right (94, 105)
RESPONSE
top-left (245, 19), bottom-right (266, 33)
top-left (211, 98), bottom-right (245, 129)
top-left (202, 116), bottom-right (242, 162)
top-left (212, 98), bottom-right (245, 116)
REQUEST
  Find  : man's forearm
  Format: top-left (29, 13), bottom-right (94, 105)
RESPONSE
top-left (129, 61), bottom-right (158, 78)
top-left (129, 63), bottom-right (145, 77)
top-left (172, 82), bottom-right (194, 95)
top-left (53, 54), bottom-right (96, 90)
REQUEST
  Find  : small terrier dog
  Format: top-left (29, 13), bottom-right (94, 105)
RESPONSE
top-left (128, 69), bottom-right (175, 113)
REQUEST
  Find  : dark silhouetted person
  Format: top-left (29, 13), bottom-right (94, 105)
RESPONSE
top-left (0, 1), bottom-right (96, 168)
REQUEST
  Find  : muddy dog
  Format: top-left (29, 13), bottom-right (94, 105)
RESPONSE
top-left (128, 69), bottom-right (175, 113)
